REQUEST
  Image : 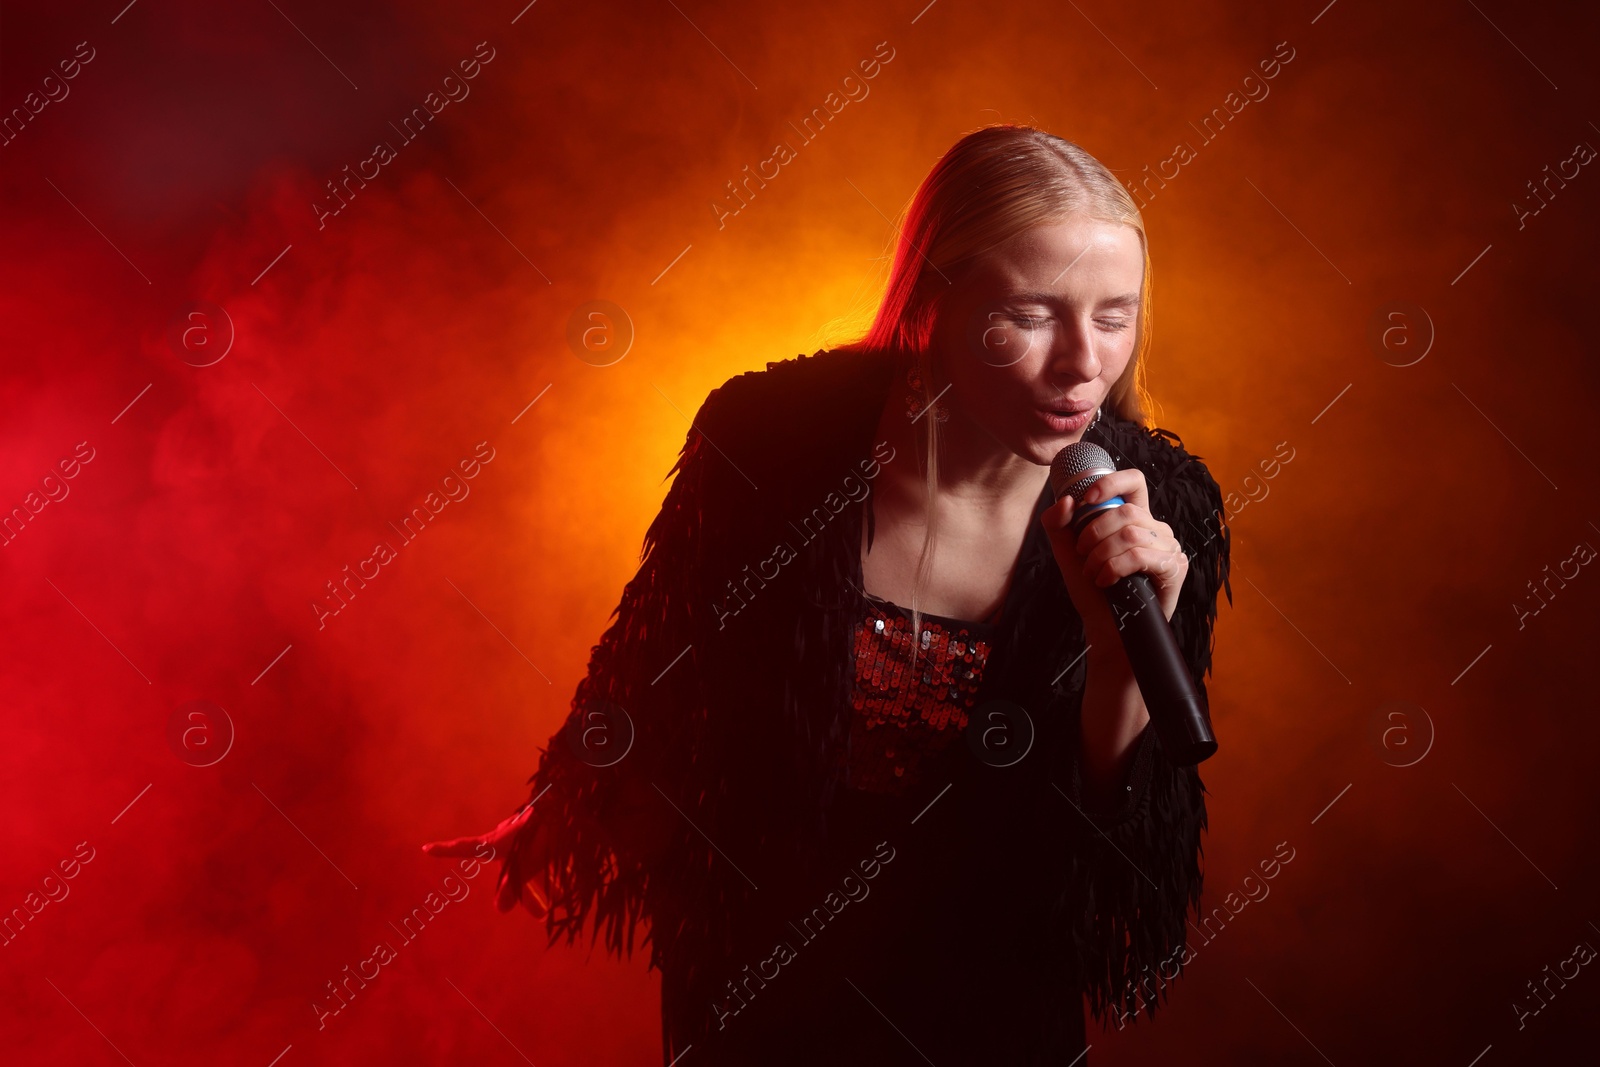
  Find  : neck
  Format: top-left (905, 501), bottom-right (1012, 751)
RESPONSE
top-left (871, 384), bottom-right (1050, 514)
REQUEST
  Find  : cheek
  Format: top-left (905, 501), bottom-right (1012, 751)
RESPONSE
top-left (949, 353), bottom-right (1037, 415)
top-left (952, 365), bottom-right (1052, 450)
top-left (1096, 332), bottom-right (1137, 378)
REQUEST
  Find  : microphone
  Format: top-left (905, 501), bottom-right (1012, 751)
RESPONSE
top-left (1049, 441), bottom-right (1217, 766)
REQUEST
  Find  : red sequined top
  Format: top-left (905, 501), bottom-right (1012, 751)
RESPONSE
top-left (846, 594), bottom-right (1002, 796)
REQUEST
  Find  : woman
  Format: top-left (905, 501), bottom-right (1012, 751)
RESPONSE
top-left (426, 124), bottom-right (1231, 1065)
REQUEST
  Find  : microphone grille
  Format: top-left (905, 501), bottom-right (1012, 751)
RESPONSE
top-left (1049, 441), bottom-right (1117, 501)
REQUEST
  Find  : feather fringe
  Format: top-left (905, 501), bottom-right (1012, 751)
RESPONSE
top-left (490, 351), bottom-right (1233, 1060)
top-left (1041, 409), bottom-right (1232, 1028)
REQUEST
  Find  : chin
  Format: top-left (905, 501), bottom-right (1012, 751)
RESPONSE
top-left (1018, 434), bottom-right (1069, 466)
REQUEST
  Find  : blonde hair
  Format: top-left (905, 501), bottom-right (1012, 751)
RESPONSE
top-left (833, 124), bottom-right (1155, 648)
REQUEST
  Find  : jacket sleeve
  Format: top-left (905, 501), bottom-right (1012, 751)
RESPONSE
top-left (1055, 439), bottom-right (1232, 1027)
top-left (492, 381), bottom-right (741, 962)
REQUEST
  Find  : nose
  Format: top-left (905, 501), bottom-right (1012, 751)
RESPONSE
top-left (1045, 317), bottom-right (1100, 386)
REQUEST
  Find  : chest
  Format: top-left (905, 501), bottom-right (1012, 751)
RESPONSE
top-left (858, 496), bottom-right (1036, 625)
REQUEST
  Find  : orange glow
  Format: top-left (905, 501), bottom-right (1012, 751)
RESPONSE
top-left (3, 1), bottom-right (1598, 1063)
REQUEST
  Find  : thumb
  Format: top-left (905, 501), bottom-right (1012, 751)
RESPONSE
top-left (1042, 494), bottom-right (1074, 528)
top-left (520, 880), bottom-right (550, 919)
top-left (495, 874), bottom-right (521, 913)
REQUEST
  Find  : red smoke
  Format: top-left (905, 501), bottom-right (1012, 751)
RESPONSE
top-left (3, 1), bottom-right (1598, 1063)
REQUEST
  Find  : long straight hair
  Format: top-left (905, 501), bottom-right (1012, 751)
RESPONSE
top-left (833, 124), bottom-right (1156, 647)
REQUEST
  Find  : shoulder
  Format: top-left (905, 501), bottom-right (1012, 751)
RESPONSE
top-left (694, 348), bottom-right (894, 431)
top-left (685, 349), bottom-right (896, 492)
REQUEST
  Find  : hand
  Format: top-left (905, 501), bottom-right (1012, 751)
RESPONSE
top-left (422, 802), bottom-right (554, 917)
top-left (1040, 466), bottom-right (1187, 645)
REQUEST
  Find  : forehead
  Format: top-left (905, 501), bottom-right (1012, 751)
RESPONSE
top-left (965, 216), bottom-right (1143, 294)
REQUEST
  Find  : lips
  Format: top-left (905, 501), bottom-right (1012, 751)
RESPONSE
top-left (1038, 401), bottom-right (1094, 416)
top-left (1037, 406), bottom-right (1094, 433)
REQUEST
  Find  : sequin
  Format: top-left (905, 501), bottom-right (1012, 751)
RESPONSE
top-left (846, 598), bottom-right (997, 797)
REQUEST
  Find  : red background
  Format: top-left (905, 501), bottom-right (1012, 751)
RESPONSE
top-left (3, 1), bottom-right (1598, 1063)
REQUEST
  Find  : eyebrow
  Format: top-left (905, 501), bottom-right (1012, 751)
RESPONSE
top-left (1004, 289), bottom-right (1141, 310)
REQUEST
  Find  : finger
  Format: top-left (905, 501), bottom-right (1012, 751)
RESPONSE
top-left (495, 871), bottom-right (522, 912)
top-left (1073, 502), bottom-right (1153, 558)
top-left (1079, 469), bottom-right (1148, 513)
top-left (494, 805), bottom-right (535, 836)
top-left (422, 836), bottom-right (488, 858)
top-left (1076, 484), bottom-right (1148, 549)
top-left (1078, 514), bottom-right (1166, 568)
top-left (430, 804), bottom-right (537, 855)
top-left (1139, 543), bottom-right (1187, 582)
top-left (520, 880), bottom-right (550, 919)
top-left (495, 873), bottom-right (549, 918)
top-left (1089, 542), bottom-right (1187, 589)
top-left (1080, 524), bottom-right (1180, 581)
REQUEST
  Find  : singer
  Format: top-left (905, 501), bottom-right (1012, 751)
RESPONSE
top-left (425, 124), bottom-right (1232, 1065)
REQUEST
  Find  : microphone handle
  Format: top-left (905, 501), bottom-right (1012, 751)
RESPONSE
top-left (1101, 571), bottom-right (1216, 766)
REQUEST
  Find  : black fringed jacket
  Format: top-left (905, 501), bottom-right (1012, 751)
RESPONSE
top-left (500, 348), bottom-right (1232, 1062)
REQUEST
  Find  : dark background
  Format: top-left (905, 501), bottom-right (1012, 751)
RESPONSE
top-left (2, 0), bottom-right (1597, 1063)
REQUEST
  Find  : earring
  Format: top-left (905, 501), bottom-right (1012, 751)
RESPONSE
top-left (906, 360), bottom-right (950, 423)
top-left (1086, 406), bottom-right (1103, 433)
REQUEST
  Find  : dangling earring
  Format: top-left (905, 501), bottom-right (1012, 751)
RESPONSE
top-left (1086, 406), bottom-right (1103, 434)
top-left (906, 359), bottom-right (950, 423)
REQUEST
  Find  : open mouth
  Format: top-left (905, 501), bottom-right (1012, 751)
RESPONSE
top-left (1036, 404), bottom-right (1095, 431)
